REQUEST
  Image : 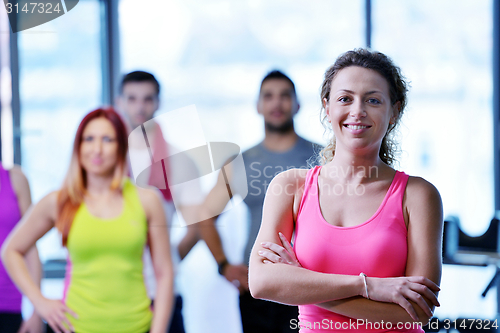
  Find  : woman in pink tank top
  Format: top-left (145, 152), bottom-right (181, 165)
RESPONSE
top-left (249, 49), bottom-right (443, 332)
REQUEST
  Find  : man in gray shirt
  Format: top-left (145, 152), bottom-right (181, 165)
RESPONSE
top-left (199, 70), bottom-right (318, 333)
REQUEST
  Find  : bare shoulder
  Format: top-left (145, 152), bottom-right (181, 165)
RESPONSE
top-left (269, 168), bottom-right (310, 217)
top-left (404, 176), bottom-right (443, 227)
top-left (135, 186), bottom-right (163, 214)
top-left (8, 165), bottom-right (27, 180)
top-left (270, 168), bottom-right (309, 189)
top-left (42, 190), bottom-right (59, 205)
top-left (37, 190), bottom-right (60, 221)
top-left (8, 165), bottom-right (29, 192)
top-left (405, 176), bottom-right (442, 203)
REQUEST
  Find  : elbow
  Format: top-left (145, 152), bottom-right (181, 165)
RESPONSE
top-left (248, 274), bottom-right (266, 300)
top-left (155, 267), bottom-right (174, 284)
top-left (248, 263), bottom-right (275, 300)
top-left (248, 262), bottom-right (265, 299)
top-left (0, 242), bottom-right (16, 276)
top-left (153, 261), bottom-right (174, 286)
top-left (0, 241), bottom-right (10, 266)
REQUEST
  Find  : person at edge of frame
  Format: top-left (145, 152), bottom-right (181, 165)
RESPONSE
top-left (0, 162), bottom-right (43, 333)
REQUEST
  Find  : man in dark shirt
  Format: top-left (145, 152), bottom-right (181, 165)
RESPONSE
top-left (199, 70), bottom-right (318, 333)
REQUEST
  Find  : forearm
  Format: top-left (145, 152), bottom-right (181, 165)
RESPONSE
top-left (198, 217), bottom-right (226, 264)
top-left (249, 262), bottom-right (364, 305)
top-left (24, 246), bottom-right (44, 322)
top-left (317, 296), bottom-right (434, 324)
top-left (2, 249), bottom-right (45, 305)
top-left (150, 274), bottom-right (174, 333)
top-left (177, 225), bottom-right (199, 260)
top-left (25, 246), bottom-right (42, 286)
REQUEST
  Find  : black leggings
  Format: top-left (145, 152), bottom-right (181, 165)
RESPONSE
top-left (239, 292), bottom-right (299, 333)
top-left (0, 312), bottom-right (23, 333)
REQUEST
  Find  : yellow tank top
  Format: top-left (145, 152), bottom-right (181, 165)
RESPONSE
top-left (62, 178), bottom-right (152, 333)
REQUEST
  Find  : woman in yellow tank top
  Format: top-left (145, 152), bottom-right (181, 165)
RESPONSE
top-left (1, 108), bottom-right (174, 333)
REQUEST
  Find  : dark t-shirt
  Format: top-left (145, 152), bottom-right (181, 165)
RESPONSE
top-left (241, 136), bottom-right (319, 265)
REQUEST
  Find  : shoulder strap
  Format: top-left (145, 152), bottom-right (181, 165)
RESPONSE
top-left (297, 166), bottom-right (320, 217)
top-left (383, 171), bottom-right (410, 229)
top-left (391, 171), bottom-right (410, 201)
top-left (122, 178), bottom-right (148, 220)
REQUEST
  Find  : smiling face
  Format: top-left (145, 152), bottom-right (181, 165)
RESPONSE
top-left (324, 66), bottom-right (398, 154)
top-left (257, 78), bottom-right (299, 132)
top-left (79, 117), bottom-right (119, 177)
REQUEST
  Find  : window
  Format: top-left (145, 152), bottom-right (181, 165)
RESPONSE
top-left (17, 0), bottom-right (103, 260)
top-left (373, 0), bottom-right (495, 319)
top-left (119, 1), bottom-right (364, 332)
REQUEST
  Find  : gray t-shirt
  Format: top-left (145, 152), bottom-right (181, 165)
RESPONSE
top-left (241, 136), bottom-right (319, 265)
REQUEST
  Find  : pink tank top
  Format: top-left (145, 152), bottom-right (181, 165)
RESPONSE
top-left (0, 163), bottom-right (23, 313)
top-left (294, 166), bottom-right (423, 333)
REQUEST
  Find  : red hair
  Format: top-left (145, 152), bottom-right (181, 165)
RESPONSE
top-left (56, 107), bottom-right (129, 246)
